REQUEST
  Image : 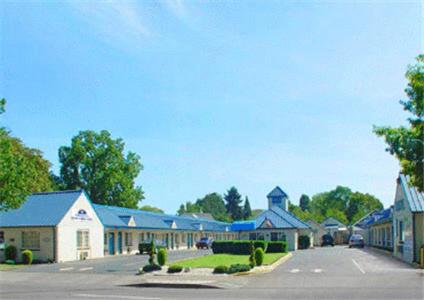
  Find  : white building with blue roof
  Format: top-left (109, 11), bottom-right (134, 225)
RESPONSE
top-left (0, 190), bottom-right (235, 263)
top-left (231, 186), bottom-right (312, 251)
top-left (393, 174), bottom-right (424, 264)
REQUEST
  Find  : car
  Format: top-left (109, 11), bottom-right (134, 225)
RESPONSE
top-left (196, 237), bottom-right (213, 249)
top-left (349, 234), bottom-right (365, 248)
top-left (321, 234), bottom-right (334, 247)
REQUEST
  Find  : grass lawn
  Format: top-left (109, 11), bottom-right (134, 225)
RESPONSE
top-left (0, 264), bottom-right (27, 271)
top-left (173, 253), bottom-right (287, 268)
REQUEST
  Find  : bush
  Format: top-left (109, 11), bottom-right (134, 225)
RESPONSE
top-left (142, 264), bottom-right (162, 272)
top-left (254, 248), bottom-right (264, 266)
top-left (148, 240), bottom-right (156, 265)
top-left (21, 249), bottom-right (33, 265)
top-left (211, 241), bottom-right (234, 254)
top-left (298, 235), bottom-right (311, 250)
top-left (253, 241), bottom-right (268, 252)
top-left (167, 265), bottom-right (183, 273)
top-left (157, 248), bottom-right (167, 266)
top-left (5, 259), bottom-right (15, 265)
top-left (249, 241), bottom-right (256, 268)
top-left (227, 264), bottom-right (251, 274)
top-left (266, 241), bottom-right (288, 253)
top-left (232, 241), bottom-right (251, 255)
top-left (5, 245), bottom-right (17, 261)
top-left (213, 265), bottom-right (228, 274)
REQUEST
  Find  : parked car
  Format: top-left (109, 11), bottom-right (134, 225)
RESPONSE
top-left (196, 237), bottom-right (213, 249)
top-left (349, 234), bottom-right (365, 248)
top-left (321, 234), bottom-right (334, 247)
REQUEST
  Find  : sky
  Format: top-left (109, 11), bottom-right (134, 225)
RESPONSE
top-left (0, 0), bottom-right (422, 213)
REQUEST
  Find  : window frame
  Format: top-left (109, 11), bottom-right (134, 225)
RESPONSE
top-left (22, 231), bottom-right (41, 250)
top-left (77, 229), bottom-right (90, 250)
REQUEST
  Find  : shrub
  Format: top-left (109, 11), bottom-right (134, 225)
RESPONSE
top-left (227, 264), bottom-right (251, 274)
top-left (148, 240), bottom-right (156, 265)
top-left (211, 241), bottom-right (234, 254)
top-left (298, 235), bottom-right (311, 250)
top-left (21, 249), bottom-right (33, 265)
top-left (157, 248), bottom-right (167, 266)
top-left (254, 247), bottom-right (264, 266)
top-left (253, 241), bottom-right (268, 252)
top-left (142, 264), bottom-right (162, 272)
top-left (5, 259), bottom-right (15, 265)
top-left (167, 265), bottom-right (183, 273)
top-left (5, 245), bottom-right (17, 261)
top-left (266, 241), bottom-right (287, 253)
top-left (232, 241), bottom-right (251, 255)
top-left (249, 241), bottom-right (256, 268)
top-left (213, 265), bottom-right (228, 274)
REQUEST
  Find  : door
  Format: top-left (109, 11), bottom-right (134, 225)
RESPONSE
top-left (171, 233), bottom-right (174, 249)
top-left (271, 232), bottom-right (278, 241)
top-left (117, 232), bottom-right (122, 254)
top-left (108, 233), bottom-right (115, 255)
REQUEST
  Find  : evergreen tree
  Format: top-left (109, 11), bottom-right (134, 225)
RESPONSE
top-left (224, 187), bottom-right (243, 220)
top-left (299, 194), bottom-right (310, 211)
top-left (243, 196), bottom-right (252, 219)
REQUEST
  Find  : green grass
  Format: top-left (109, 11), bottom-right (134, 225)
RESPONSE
top-left (0, 263), bottom-right (27, 271)
top-left (173, 253), bottom-right (287, 268)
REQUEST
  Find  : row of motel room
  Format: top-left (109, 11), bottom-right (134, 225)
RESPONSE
top-left (0, 186), bottom-right (311, 262)
top-left (0, 176), bottom-right (422, 265)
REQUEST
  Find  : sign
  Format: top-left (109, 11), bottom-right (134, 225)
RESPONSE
top-left (72, 209), bottom-right (92, 221)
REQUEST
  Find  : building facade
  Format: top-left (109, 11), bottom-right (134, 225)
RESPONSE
top-left (231, 186), bottom-right (312, 251)
top-left (306, 219), bottom-right (327, 247)
top-left (0, 190), bottom-right (235, 263)
top-left (393, 174), bottom-right (424, 264)
top-left (321, 217), bottom-right (349, 244)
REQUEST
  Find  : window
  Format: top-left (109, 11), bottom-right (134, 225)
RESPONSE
top-left (139, 232), bottom-right (145, 242)
top-left (249, 233), bottom-right (257, 240)
top-left (22, 231), bottom-right (40, 250)
top-left (125, 232), bottom-right (133, 246)
top-left (77, 230), bottom-right (90, 249)
top-left (398, 221), bottom-right (404, 242)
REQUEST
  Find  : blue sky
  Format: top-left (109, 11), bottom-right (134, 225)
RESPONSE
top-left (1, 1), bottom-right (422, 213)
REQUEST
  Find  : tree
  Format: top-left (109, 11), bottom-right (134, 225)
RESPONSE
top-left (177, 201), bottom-right (201, 215)
top-left (224, 186), bottom-right (243, 221)
top-left (243, 196), bottom-right (252, 219)
top-left (345, 192), bottom-right (383, 223)
top-left (0, 129), bottom-right (53, 210)
top-left (374, 55), bottom-right (424, 191)
top-left (195, 193), bottom-right (228, 221)
top-left (58, 130), bottom-right (144, 208)
top-left (299, 194), bottom-right (310, 211)
top-left (140, 205), bottom-right (164, 214)
top-left (251, 209), bottom-right (264, 218)
top-left (325, 208), bottom-right (348, 225)
top-left (0, 98), bottom-right (5, 115)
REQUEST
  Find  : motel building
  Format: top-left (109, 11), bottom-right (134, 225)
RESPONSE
top-left (231, 186), bottom-right (312, 251)
top-left (0, 190), bottom-right (234, 263)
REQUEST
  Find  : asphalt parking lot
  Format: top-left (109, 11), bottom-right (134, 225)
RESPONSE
top-left (12, 248), bottom-right (212, 275)
top-left (1, 246), bottom-right (423, 300)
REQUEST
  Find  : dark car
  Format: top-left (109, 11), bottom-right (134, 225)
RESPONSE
top-left (196, 237), bottom-right (213, 249)
top-left (349, 234), bottom-right (365, 248)
top-left (321, 234), bottom-right (334, 247)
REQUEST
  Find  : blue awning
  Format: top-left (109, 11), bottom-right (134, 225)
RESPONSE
top-left (231, 221), bottom-right (256, 231)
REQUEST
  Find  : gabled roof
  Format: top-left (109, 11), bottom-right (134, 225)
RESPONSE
top-left (321, 217), bottom-right (346, 228)
top-left (267, 186), bottom-right (288, 198)
top-left (399, 174), bottom-right (424, 212)
top-left (0, 190), bottom-right (83, 227)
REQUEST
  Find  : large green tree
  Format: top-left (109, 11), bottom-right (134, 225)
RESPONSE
top-left (0, 99), bottom-right (53, 210)
top-left (299, 194), bottom-right (310, 211)
top-left (243, 196), bottom-right (252, 220)
top-left (224, 186), bottom-right (243, 221)
top-left (374, 55), bottom-right (424, 190)
top-left (177, 201), bottom-right (201, 215)
top-left (140, 205), bottom-right (164, 214)
top-left (196, 193), bottom-right (228, 221)
top-left (58, 130), bottom-right (144, 208)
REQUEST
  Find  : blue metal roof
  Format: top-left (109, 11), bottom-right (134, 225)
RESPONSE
top-left (399, 174), bottom-right (424, 212)
top-left (267, 186), bottom-right (288, 198)
top-left (94, 204), bottom-right (231, 232)
top-left (0, 190), bottom-right (83, 227)
top-left (233, 206), bottom-right (309, 231)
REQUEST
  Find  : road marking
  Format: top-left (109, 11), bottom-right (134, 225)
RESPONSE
top-left (312, 269), bottom-right (322, 273)
top-left (79, 267), bottom-right (93, 272)
top-left (59, 267), bottom-right (74, 271)
top-left (290, 268), bottom-right (300, 273)
top-left (352, 259), bottom-right (365, 274)
top-left (72, 294), bottom-right (160, 300)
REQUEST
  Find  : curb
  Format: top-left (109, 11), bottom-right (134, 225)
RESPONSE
top-left (235, 252), bottom-right (293, 276)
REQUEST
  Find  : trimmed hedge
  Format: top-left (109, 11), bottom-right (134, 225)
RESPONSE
top-left (227, 264), bottom-right (251, 274)
top-left (298, 235), bottom-right (311, 250)
top-left (213, 265), bottom-right (228, 274)
top-left (253, 241), bottom-right (268, 252)
top-left (167, 265), bottom-right (183, 273)
top-left (254, 248), bottom-right (264, 266)
top-left (266, 241), bottom-right (288, 253)
top-left (157, 248), bottom-right (167, 266)
top-left (22, 249), bottom-right (33, 265)
top-left (211, 241), bottom-right (234, 254)
top-left (212, 240), bottom-right (275, 255)
top-left (5, 245), bottom-right (17, 261)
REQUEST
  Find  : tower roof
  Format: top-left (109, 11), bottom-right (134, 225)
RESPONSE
top-left (267, 186), bottom-right (288, 198)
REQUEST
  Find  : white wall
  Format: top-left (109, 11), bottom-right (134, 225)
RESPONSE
top-left (57, 193), bottom-right (104, 262)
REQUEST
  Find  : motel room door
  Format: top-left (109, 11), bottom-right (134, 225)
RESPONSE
top-left (117, 232), bottom-right (122, 254)
top-left (108, 232), bottom-right (115, 255)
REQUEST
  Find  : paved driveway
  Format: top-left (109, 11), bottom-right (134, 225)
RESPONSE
top-left (1, 246), bottom-right (423, 299)
top-left (12, 249), bottom-right (212, 275)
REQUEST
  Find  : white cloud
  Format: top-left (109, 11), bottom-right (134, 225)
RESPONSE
top-left (68, 0), bottom-right (149, 48)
